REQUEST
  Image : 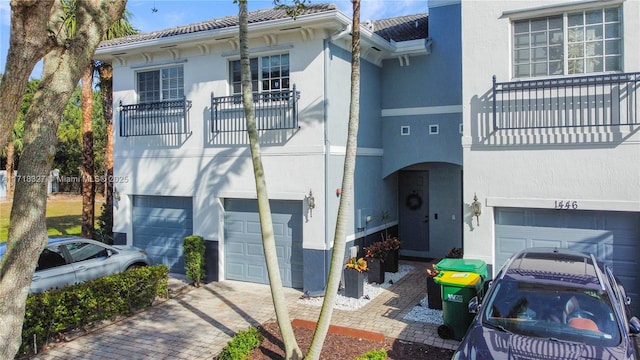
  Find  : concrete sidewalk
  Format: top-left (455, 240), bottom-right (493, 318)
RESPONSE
top-left (33, 261), bottom-right (459, 359)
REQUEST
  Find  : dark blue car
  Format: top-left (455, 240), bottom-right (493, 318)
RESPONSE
top-left (453, 247), bottom-right (640, 360)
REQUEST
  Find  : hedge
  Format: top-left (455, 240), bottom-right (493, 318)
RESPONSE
top-left (183, 235), bottom-right (206, 287)
top-left (20, 264), bottom-right (169, 355)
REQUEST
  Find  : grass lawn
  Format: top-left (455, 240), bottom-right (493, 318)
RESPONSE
top-left (0, 194), bottom-right (104, 242)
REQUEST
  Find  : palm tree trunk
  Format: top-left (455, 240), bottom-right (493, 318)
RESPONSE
top-left (99, 64), bottom-right (114, 212)
top-left (81, 65), bottom-right (95, 238)
top-left (238, 2), bottom-right (302, 359)
top-left (305, 1), bottom-right (361, 358)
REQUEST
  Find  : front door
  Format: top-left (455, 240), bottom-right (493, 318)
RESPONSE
top-left (398, 171), bottom-right (429, 257)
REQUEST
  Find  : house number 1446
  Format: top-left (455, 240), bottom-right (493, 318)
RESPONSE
top-left (554, 200), bottom-right (578, 210)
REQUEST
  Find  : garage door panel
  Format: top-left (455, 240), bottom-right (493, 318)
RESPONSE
top-left (227, 220), bottom-right (244, 233)
top-left (247, 221), bottom-right (261, 234)
top-left (530, 238), bottom-right (563, 248)
top-left (224, 199), bottom-right (302, 288)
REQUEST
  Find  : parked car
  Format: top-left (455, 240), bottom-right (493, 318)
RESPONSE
top-left (452, 247), bottom-right (640, 360)
top-left (0, 237), bottom-right (151, 293)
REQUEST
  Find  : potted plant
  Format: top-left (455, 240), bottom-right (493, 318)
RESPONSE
top-left (425, 247), bottom-right (463, 309)
top-left (381, 236), bottom-right (401, 273)
top-left (344, 257), bottom-right (367, 299)
top-left (364, 242), bottom-right (386, 284)
top-left (425, 263), bottom-right (442, 310)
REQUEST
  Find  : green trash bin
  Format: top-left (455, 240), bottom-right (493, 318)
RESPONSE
top-left (434, 271), bottom-right (482, 341)
top-left (435, 258), bottom-right (488, 281)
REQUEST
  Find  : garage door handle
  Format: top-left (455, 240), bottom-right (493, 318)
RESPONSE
top-left (76, 266), bottom-right (87, 271)
top-left (32, 276), bottom-right (40, 281)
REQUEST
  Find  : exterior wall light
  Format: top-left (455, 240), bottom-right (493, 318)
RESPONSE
top-left (307, 189), bottom-right (315, 217)
top-left (471, 193), bottom-right (481, 226)
top-left (114, 187), bottom-right (121, 201)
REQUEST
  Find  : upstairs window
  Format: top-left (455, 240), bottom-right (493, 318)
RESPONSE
top-left (513, 7), bottom-right (622, 78)
top-left (137, 66), bottom-right (184, 103)
top-left (230, 54), bottom-right (290, 94)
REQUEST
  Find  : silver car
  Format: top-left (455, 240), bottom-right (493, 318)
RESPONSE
top-left (0, 237), bottom-right (152, 293)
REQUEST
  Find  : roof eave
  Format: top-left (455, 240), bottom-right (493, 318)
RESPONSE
top-left (95, 9), bottom-right (349, 56)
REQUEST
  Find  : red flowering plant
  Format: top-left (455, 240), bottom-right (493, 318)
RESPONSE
top-left (364, 241), bottom-right (387, 261)
top-left (382, 236), bottom-right (401, 252)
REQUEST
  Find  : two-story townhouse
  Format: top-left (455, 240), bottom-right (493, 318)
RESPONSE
top-left (460, 0), bottom-right (640, 314)
top-left (94, 3), bottom-right (465, 295)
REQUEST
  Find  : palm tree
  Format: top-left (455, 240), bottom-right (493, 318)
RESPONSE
top-left (238, 1), bottom-right (303, 359)
top-left (306, 0), bottom-right (361, 358)
top-left (61, 0), bottom-right (137, 238)
top-left (96, 14), bottom-right (137, 237)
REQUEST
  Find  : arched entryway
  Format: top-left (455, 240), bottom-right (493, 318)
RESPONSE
top-left (398, 162), bottom-right (463, 259)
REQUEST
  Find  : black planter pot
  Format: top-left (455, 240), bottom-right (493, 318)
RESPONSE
top-left (426, 276), bottom-right (442, 310)
top-left (383, 249), bottom-right (399, 273)
top-left (344, 269), bottom-right (365, 299)
top-left (367, 258), bottom-right (385, 284)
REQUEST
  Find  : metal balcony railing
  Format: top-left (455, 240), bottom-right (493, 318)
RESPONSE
top-left (119, 98), bottom-right (191, 137)
top-left (211, 86), bottom-right (300, 133)
top-left (493, 73), bottom-right (639, 130)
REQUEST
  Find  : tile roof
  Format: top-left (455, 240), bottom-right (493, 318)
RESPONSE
top-left (98, 3), bottom-right (338, 48)
top-left (370, 13), bottom-right (428, 42)
top-left (98, 3), bottom-right (428, 49)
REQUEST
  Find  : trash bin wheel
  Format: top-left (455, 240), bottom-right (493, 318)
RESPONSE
top-left (437, 324), bottom-right (454, 339)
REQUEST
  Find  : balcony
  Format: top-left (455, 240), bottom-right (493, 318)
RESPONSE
top-left (211, 86), bottom-right (300, 133)
top-left (119, 98), bottom-right (191, 137)
top-left (493, 73), bottom-right (639, 130)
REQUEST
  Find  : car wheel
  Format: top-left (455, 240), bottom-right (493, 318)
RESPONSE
top-left (126, 263), bottom-right (145, 271)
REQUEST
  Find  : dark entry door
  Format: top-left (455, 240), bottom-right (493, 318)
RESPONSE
top-left (398, 171), bottom-right (429, 257)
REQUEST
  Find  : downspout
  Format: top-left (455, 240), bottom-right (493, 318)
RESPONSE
top-left (331, 24), bottom-right (352, 42)
top-left (323, 38), bottom-right (331, 287)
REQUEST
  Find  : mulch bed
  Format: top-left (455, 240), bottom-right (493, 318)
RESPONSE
top-left (249, 321), bottom-right (455, 360)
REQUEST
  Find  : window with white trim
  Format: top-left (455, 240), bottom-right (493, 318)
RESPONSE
top-left (230, 53), bottom-right (290, 94)
top-left (513, 7), bottom-right (622, 78)
top-left (137, 66), bottom-right (184, 103)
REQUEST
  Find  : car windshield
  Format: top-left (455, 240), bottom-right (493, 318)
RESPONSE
top-left (482, 280), bottom-right (621, 346)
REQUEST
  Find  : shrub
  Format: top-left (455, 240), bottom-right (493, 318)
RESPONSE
top-left (354, 349), bottom-right (387, 360)
top-left (20, 265), bottom-right (168, 355)
top-left (217, 327), bottom-right (263, 360)
top-left (183, 235), bottom-right (206, 287)
top-left (94, 202), bottom-right (113, 245)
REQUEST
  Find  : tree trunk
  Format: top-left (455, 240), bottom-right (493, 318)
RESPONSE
top-left (238, 2), bottom-right (302, 359)
top-left (81, 65), bottom-right (95, 238)
top-left (0, 0), bottom-right (56, 149)
top-left (0, 1), bottom-right (127, 357)
top-left (305, 1), bottom-right (361, 358)
top-left (99, 64), bottom-right (114, 214)
top-left (6, 141), bottom-right (15, 199)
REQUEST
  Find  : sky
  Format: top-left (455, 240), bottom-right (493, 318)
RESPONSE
top-left (0, 0), bottom-right (429, 79)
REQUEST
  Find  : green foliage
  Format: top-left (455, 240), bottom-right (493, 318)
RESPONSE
top-left (217, 327), bottom-right (263, 360)
top-left (354, 349), bottom-right (387, 360)
top-left (20, 265), bottom-right (168, 355)
top-left (94, 202), bottom-right (113, 244)
top-left (183, 235), bottom-right (206, 286)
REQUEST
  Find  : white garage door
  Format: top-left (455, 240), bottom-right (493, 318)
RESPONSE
top-left (132, 196), bottom-right (193, 274)
top-left (495, 208), bottom-right (640, 315)
top-left (224, 199), bottom-right (303, 288)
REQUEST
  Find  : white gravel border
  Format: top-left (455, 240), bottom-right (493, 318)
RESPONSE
top-left (297, 265), bottom-right (414, 311)
top-left (402, 296), bottom-right (444, 324)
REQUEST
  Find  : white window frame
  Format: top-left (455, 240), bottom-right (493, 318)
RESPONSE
top-left (136, 66), bottom-right (184, 103)
top-left (229, 53), bottom-right (290, 95)
top-left (512, 6), bottom-right (622, 78)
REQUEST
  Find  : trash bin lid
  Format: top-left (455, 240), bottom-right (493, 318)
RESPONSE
top-left (435, 258), bottom-right (487, 279)
top-left (434, 271), bottom-right (481, 287)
